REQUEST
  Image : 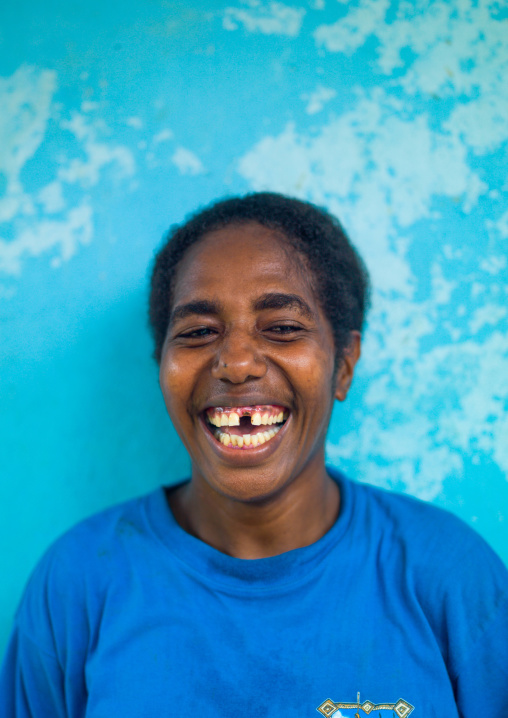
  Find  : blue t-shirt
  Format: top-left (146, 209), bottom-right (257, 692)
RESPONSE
top-left (2, 471), bottom-right (508, 717)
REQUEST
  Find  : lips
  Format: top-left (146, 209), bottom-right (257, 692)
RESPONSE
top-left (203, 404), bottom-right (290, 450)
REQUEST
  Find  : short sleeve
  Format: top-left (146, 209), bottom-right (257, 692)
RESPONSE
top-left (453, 593), bottom-right (508, 716)
top-left (0, 623), bottom-right (67, 718)
top-left (0, 532), bottom-right (90, 718)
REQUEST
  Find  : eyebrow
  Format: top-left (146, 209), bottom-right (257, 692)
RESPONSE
top-left (169, 300), bottom-right (222, 325)
top-left (254, 293), bottom-right (315, 320)
top-left (169, 292), bottom-right (315, 325)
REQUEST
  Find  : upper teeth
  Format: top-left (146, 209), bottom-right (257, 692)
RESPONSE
top-left (207, 407), bottom-right (286, 428)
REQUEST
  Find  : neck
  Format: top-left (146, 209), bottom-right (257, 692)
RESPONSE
top-left (167, 461), bottom-right (340, 559)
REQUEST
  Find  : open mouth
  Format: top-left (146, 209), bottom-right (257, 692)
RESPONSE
top-left (204, 405), bottom-right (289, 449)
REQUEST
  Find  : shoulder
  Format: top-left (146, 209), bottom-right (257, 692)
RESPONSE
top-left (14, 489), bottom-right (165, 654)
top-left (338, 473), bottom-right (508, 663)
top-left (362, 484), bottom-right (500, 563)
top-left (333, 471), bottom-right (503, 565)
top-left (31, 489), bottom-right (160, 572)
top-left (341, 472), bottom-right (505, 577)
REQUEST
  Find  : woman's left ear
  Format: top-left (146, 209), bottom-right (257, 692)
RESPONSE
top-left (334, 331), bottom-right (361, 402)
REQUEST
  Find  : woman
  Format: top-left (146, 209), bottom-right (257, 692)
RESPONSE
top-left (2, 193), bottom-right (507, 716)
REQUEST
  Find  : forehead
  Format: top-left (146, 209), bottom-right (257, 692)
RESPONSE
top-left (172, 222), bottom-right (313, 302)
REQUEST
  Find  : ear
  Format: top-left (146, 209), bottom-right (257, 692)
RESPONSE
top-left (334, 331), bottom-right (361, 402)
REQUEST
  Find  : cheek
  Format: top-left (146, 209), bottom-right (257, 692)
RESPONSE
top-left (159, 352), bottom-right (189, 411)
top-left (292, 348), bottom-right (335, 397)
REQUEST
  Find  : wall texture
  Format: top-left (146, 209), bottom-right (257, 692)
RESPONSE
top-left (1, 0), bottom-right (507, 654)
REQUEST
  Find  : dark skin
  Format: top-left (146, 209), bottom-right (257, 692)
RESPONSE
top-left (159, 222), bottom-right (361, 559)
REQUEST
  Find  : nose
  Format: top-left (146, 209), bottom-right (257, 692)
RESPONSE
top-left (211, 331), bottom-right (267, 383)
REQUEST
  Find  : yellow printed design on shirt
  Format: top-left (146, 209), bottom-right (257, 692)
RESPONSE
top-left (317, 692), bottom-right (414, 717)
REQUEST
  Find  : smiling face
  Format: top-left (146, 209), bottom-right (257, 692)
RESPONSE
top-left (159, 221), bottom-right (359, 504)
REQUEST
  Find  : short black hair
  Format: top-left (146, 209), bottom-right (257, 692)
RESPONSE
top-left (149, 192), bottom-right (370, 364)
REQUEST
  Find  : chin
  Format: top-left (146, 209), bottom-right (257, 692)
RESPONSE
top-left (199, 465), bottom-right (293, 505)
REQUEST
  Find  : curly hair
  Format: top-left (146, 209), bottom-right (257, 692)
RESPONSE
top-left (149, 192), bottom-right (370, 364)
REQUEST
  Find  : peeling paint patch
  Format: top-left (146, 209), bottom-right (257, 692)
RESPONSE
top-left (0, 65), bottom-right (136, 277)
top-left (0, 65), bottom-right (57, 224)
top-left (0, 204), bottom-right (93, 275)
top-left (171, 146), bottom-right (205, 176)
top-left (301, 85), bottom-right (336, 114)
top-left (223, 1), bottom-right (305, 37)
top-left (314, 0), bottom-right (390, 54)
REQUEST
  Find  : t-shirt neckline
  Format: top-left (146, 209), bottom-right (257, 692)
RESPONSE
top-left (142, 468), bottom-right (356, 594)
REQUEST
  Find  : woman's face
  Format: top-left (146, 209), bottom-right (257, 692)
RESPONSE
top-left (159, 221), bottom-right (358, 503)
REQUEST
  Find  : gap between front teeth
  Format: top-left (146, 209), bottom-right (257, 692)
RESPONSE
top-left (207, 408), bottom-right (286, 428)
top-left (214, 424), bottom-right (282, 449)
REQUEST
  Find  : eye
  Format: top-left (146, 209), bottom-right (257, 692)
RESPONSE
top-left (264, 323), bottom-right (304, 338)
top-left (177, 326), bottom-right (217, 339)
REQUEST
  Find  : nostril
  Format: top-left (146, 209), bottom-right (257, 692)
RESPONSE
top-left (212, 355), bottom-right (267, 383)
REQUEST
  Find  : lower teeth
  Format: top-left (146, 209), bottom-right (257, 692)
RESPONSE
top-left (214, 424), bottom-right (281, 449)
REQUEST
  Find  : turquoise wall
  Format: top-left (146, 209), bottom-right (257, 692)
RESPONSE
top-left (1, 0), bottom-right (507, 654)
